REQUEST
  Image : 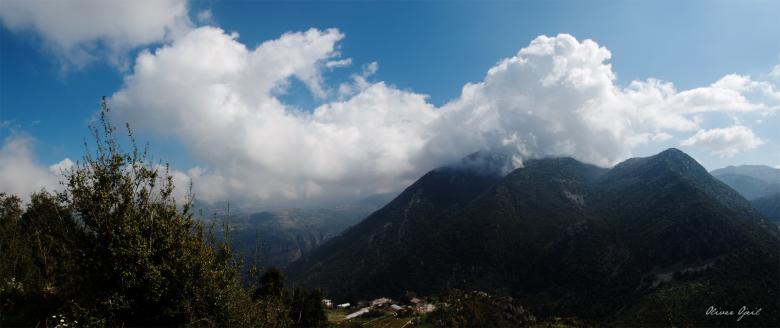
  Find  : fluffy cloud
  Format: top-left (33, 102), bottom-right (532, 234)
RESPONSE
top-left (3, 1), bottom-right (779, 205)
top-left (0, 135), bottom-right (69, 200)
top-left (669, 74), bottom-right (775, 114)
top-left (0, 0), bottom-right (190, 68)
top-left (423, 35), bottom-right (779, 167)
top-left (680, 125), bottom-right (764, 157)
top-left (0, 131), bottom-right (198, 204)
top-left (108, 29), bottom-right (779, 205)
top-left (426, 35), bottom-right (691, 167)
top-left (111, 27), bottom-right (437, 205)
top-left (338, 62), bottom-right (378, 97)
top-left (49, 158), bottom-right (75, 175)
top-left (771, 65), bottom-right (780, 79)
top-left (195, 9), bottom-right (214, 25)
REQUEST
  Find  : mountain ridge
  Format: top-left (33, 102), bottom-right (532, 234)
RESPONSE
top-left (288, 148), bottom-right (780, 325)
top-left (711, 164), bottom-right (780, 200)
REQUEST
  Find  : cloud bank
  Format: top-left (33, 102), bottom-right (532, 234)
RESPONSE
top-left (0, 134), bottom-right (192, 204)
top-left (2, 3), bottom-right (778, 205)
top-left (0, 0), bottom-right (191, 68)
top-left (111, 27), bottom-right (438, 205)
top-left (681, 125), bottom-right (764, 158)
top-left (0, 135), bottom-right (72, 201)
top-left (106, 27), bottom-right (779, 205)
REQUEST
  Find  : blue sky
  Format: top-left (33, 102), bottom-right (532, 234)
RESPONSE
top-left (1, 0), bottom-right (779, 206)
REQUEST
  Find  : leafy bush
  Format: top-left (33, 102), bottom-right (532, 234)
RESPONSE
top-left (0, 98), bottom-right (325, 327)
top-left (426, 290), bottom-right (536, 328)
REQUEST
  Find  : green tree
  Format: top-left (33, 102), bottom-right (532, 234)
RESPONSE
top-left (289, 288), bottom-right (327, 328)
top-left (253, 267), bottom-right (286, 300)
top-left (1, 190), bottom-right (83, 325)
top-left (0, 193), bottom-right (24, 286)
top-left (1, 98), bottom-right (329, 327)
top-left (0, 193), bottom-right (28, 323)
top-left (19, 192), bottom-right (81, 294)
top-left (57, 98), bottom-right (259, 326)
top-left (426, 290), bottom-right (536, 327)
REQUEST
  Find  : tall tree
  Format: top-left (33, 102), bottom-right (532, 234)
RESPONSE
top-left (289, 288), bottom-right (327, 328)
top-left (2, 98), bottom-right (326, 327)
top-left (59, 98), bottom-right (256, 326)
top-left (254, 267), bottom-right (287, 300)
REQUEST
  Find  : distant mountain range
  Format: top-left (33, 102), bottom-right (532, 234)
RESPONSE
top-left (288, 149), bottom-right (780, 326)
top-left (711, 164), bottom-right (780, 224)
top-left (194, 194), bottom-right (394, 268)
top-left (711, 164), bottom-right (780, 199)
top-left (751, 193), bottom-right (780, 225)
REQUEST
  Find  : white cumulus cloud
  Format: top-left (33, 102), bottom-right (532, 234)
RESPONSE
top-left (3, 1), bottom-right (780, 206)
top-left (0, 135), bottom-right (66, 200)
top-left (680, 125), bottom-right (764, 157)
top-left (0, 0), bottom-right (191, 68)
top-left (195, 9), bottom-right (213, 25)
top-left (111, 26), bottom-right (438, 206)
top-left (105, 29), bottom-right (779, 206)
top-left (49, 158), bottom-right (75, 175)
top-left (771, 65), bottom-right (780, 79)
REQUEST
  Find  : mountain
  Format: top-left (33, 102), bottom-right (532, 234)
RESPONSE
top-left (288, 149), bottom-right (780, 326)
top-left (711, 164), bottom-right (780, 199)
top-left (711, 164), bottom-right (780, 224)
top-left (228, 206), bottom-right (375, 267)
top-left (287, 151), bottom-right (512, 299)
top-left (711, 164), bottom-right (780, 184)
top-left (752, 193), bottom-right (780, 225)
top-left (197, 195), bottom-right (394, 268)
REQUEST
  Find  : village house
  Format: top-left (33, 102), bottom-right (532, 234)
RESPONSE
top-left (414, 303), bottom-right (436, 314)
top-left (371, 297), bottom-right (393, 307)
top-left (345, 307), bottom-right (371, 320)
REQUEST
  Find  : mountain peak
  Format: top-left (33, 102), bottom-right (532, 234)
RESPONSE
top-left (524, 156), bottom-right (585, 168)
top-left (612, 148), bottom-right (705, 175)
top-left (289, 147), bottom-right (779, 326)
top-left (447, 150), bottom-right (517, 176)
top-left (599, 148), bottom-right (720, 195)
top-left (653, 148), bottom-right (704, 170)
top-left (656, 147), bottom-right (687, 158)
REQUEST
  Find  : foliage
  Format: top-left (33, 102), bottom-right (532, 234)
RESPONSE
top-left (253, 267), bottom-right (287, 300)
top-left (751, 192), bottom-right (780, 224)
top-left (0, 98), bottom-right (325, 327)
top-left (425, 290), bottom-right (536, 328)
top-left (50, 98), bottom-right (262, 326)
top-left (289, 288), bottom-right (327, 327)
top-left (251, 267), bottom-right (327, 327)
